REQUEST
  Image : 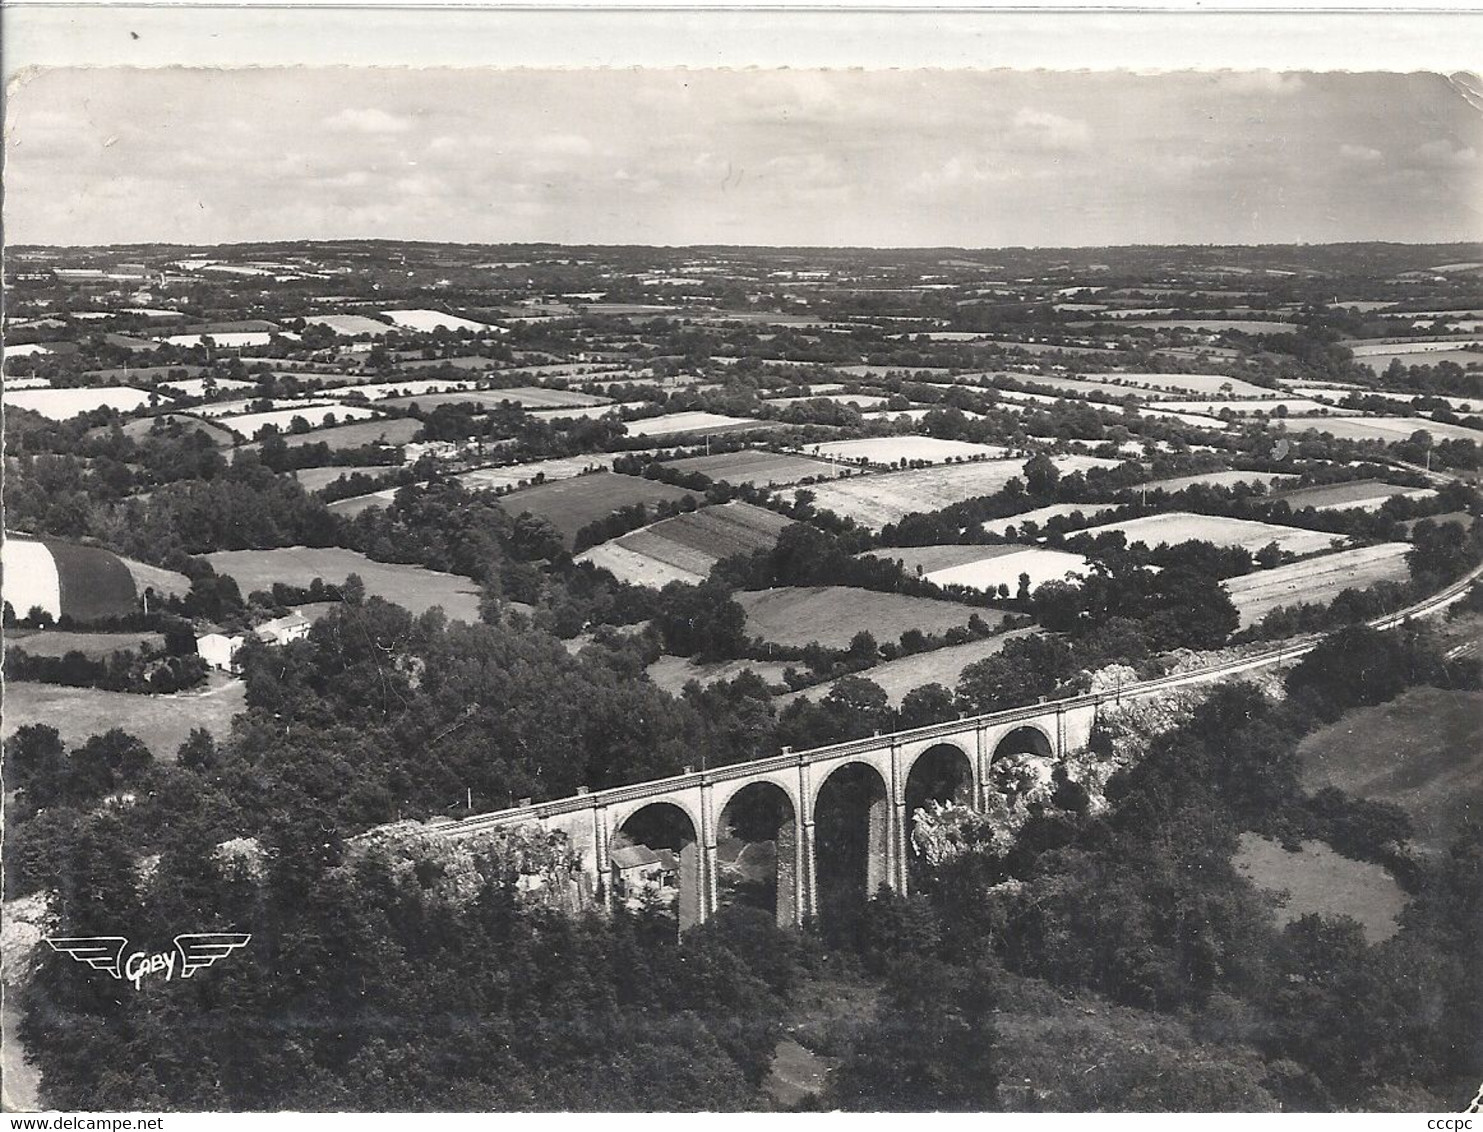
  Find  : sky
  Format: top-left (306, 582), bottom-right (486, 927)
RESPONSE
top-left (5, 67), bottom-right (1480, 248)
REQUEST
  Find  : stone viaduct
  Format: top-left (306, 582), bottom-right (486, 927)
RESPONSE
top-left (430, 693), bottom-right (1107, 929)
top-left (392, 541), bottom-right (1483, 931)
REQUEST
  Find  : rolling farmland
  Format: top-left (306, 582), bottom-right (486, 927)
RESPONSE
top-left (1221, 542), bottom-right (1412, 626)
top-left (735, 586), bottom-right (991, 649)
top-left (622, 411), bottom-right (766, 438)
top-left (981, 502), bottom-right (1117, 535)
top-left (865, 544), bottom-right (1092, 594)
top-left (1282, 415), bottom-right (1483, 444)
top-left (777, 628), bottom-right (1041, 706)
top-left (1234, 834), bottom-right (1406, 944)
top-left (495, 473), bottom-right (699, 546)
top-left (804, 455), bottom-right (1118, 530)
top-left (4, 386), bottom-right (164, 419)
top-left (204, 546), bottom-right (483, 621)
top-left (1083, 511), bottom-right (1341, 555)
top-left (661, 449), bottom-right (849, 487)
top-left (1268, 480), bottom-right (1438, 512)
top-left (575, 501), bottom-right (792, 587)
top-left (800, 437), bottom-right (1012, 465)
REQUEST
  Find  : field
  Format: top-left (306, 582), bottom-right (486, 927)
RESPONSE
top-left (981, 502), bottom-right (1118, 535)
top-left (1132, 407), bottom-right (1233, 429)
top-left (575, 502), bottom-right (792, 586)
top-left (457, 455), bottom-right (633, 492)
top-left (645, 654), bottom-right (794, 696)
top-left (5, 386), bottom-right (163, 419)
top-left (380, 308), bottom-right (494, 333)
top-left (1356, 349), bottom-right (1483, 374)
top-left (98, 413), bottom-right (237, 447)
top-left (1076, 372), bottom-right (1277, 397)
top-left (1004, 374), bottom-right (1153, 400)
top-left (1297, 686), bottom-right (1483, 854)
top-left (204, 546), bottom-right (482, 621)
top-left (321, 378), bottom-right (482, 402)
top-left (1138, 469), bottom-right (1298, 493)
top-left (525, 405), bottom-right (622, 422)
top-left (1234, 833), bottom-right (1407, 944)
top-left (800, 437), bottom-right (1011, 465)
top-left (304, 313), bottom-right (392, 335)
top-left (777, 628), bottom-right (1040, 706)
top-left (622, 411), bottom-right (766, 438)
top-left (1118, 318), bottom-right (1297, 334)
top-left (1084, 512), bottom-right (1340, 555)
top-left (867, 544), bottom-right (1091, 594)
top-left (1268, 480), bottom-right (1438, 512)
top-left (1282, 415), bottom-right (1483, 444)
top-left (495, 473), bottom-right (700, 547)
top-left (245, 416), bottom-right (422, 451)
top-left (2, 675), bottom-right (247, 759)
top-left (735, 586), bottom-right (987, 649)
top-left (767, 393), bottom-right (890, 410)
top-left (378, 386), bottom-right (608, 412)
top-left (212, 404), bottom-right (382, 437)
top-left (661, 449), bottom-right (849, 487)
top-left (3, 629), bottom-right (164, 658)
top-left (161, 331), bottom-right (288, 348)
top-left (804, 455), bottom-right (1118, 530)
top-left (157, 377), bottom-right (258, 397)
top-left (1221, 542), bottom-right (1412, 627)
top-left (291, 465), bottom-right (394, 493)
top-left (1151, 397), bottom-right (1335, 416)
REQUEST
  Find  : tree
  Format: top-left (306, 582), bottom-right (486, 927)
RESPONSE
top-left (1023, 453), bottom-right (1060, 497)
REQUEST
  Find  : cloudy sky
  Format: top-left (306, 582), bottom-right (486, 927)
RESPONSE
top-left (6, 68), bottom-right (1480, 248)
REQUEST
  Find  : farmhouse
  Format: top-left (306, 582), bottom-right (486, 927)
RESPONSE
top-left (254, 612), bottom-right (312, 646)
top-left (610, 845), bottom-right (679, 904)
top-left (197, 630), bottom-right (246, 673)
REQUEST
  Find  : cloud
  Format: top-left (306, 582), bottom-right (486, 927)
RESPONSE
top-left (1010, 108), bottom-right (1090, 152)
top-left (1339, 143), bottom-right (1383, 164)
top-left (322, 107), bottom-right (411, 134)
top-left (1415, 139), bottom-right (1479, 168)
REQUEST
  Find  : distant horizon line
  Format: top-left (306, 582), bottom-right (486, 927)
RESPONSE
top-left (12, 237), bottom-right (1483, 254)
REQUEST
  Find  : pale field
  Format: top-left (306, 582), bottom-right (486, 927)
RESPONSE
top-left (265, 416), bottom-right (422, 452)
top-left (981, 502), bottom-right (1118, 535)
top-left (622, 411), bottom-right (765, 438)
top-left (1282, 415), bottom-right (1483, 444)
top-left (1140, 470), bottom-right (1298, 493)
top-left (525, 405), bottom-right (623, 422)
top-left (1151, 397), bottom-right (1341, 416)
top-left (575, 502), bottom-right (791, 587)
top-left (736, 586), bottom-right (990, 649)
top-left (193, 397), bottom-right (330, 418)
top-left (1085, 511), bottom-right (1340, 555)
top-left (1270, 480), bottom-right (1438, 512)
top-left (1076, 372), bottom-right (1276, 397)
top-left (3, 675), bottom-right (247, 759)
top-left (645, 654), bottom-right (794, 696)
top-left (1347, 336), bottom-right (1482, 356)
top-left (862, 408), bottom-right (988, 423)
top-left (157, 377), bottom-right (258, 397)
top-left (4, 376), bottom-right (50, 390)
top-left (457, 454), bottom-right (632, 492)
top-left (3, 343), bottom-right (56, 358)
top-left (160, 331), bottom-right (292, 348)
top-left (213, 404), bottom-right (382, 438)
top-left (801, 437), bottom-right (1011, 465)
top-left (777, 628), bottom-right (1041, 707)
top-left (860, 544), bottom-right (1024, 574)
top-left (1290, 387), bottom-right (1483, 414)
top-left (662, 449), bottom-right (849, 487)
top-left (1128, 406), bottom-right (1233, 429)
top-left (3, 629), bottom-right (165, 659)
top-left (291, 465), bottom-right (394, 493)
top-left (926, 547), bottom-right (1092, 593)
top-left (804, 455), bottom-right (1118, 530)
top-left (1356, 350), bottom-right (1483, 375)
top-left (305, 313), bottom-right (393, 335)
top-left (1118, 318), bottom-right (1297, 333)
top-left (1234, 834), bottom-right (1406, 944)
top-left (381, 308), bottom-right (495, 333)
top-left (205, 546), bottom-right (483, 621)
top-left (4, 386), bottom-right (163, 419)
top-left (321, 378), bottom-right (482, 402)
top-left (767, 393), bottom-right (891, 410)
top-left (1222, 542), bottom-right (1412, 627)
